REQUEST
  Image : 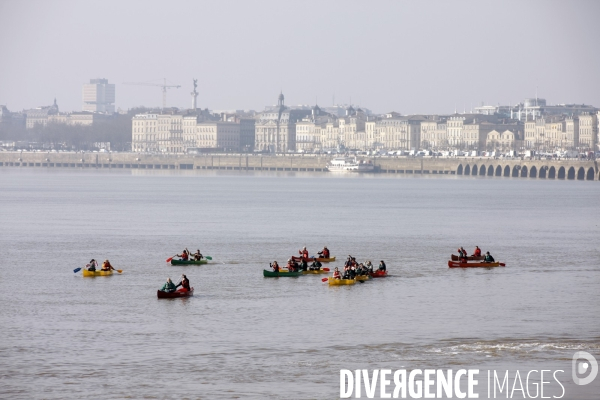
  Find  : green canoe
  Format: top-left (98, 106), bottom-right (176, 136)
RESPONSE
top-left (263, 269), bottom-right (302, 277)
top-left (171, 259), bottom-right (208, 265)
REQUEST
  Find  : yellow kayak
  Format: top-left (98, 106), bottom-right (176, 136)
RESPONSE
top-left (328, 278), bottom-right (356, 286)
top-left (82, 269), bottom-right (113, 277)
top-left (355, 275), bottom-right (370, 281)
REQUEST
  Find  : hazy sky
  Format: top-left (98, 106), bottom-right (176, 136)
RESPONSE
top-left (1, 0), bottom-right (599, 114)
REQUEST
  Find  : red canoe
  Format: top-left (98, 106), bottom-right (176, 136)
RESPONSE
top-left (157, 287), bottom-right (194, 299)
top-left (369, 270), bottom-right (388, 278)
top-left (448, 261), bottom-right (504, 268)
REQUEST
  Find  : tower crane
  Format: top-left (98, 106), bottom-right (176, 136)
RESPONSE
top-left (122, 78), bottom-right (181, 109)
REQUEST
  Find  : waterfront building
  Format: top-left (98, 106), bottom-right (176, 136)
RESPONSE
top-left (420, 117), bottom-right (447, 149)
top-left (132, 108), bottom-right (243, 153)
top-left (254, 93), bottom-right (311, 152)
top-left (82, 78), bottom-right (115, 113)
top-left (578, 112), bottom-right (598, 152)
top-left (25, 99), bottom-right (59, 128)
top-left (295, 106), bottom-right (337, 152)
top-left (485, 129), bottom-right (523, 153)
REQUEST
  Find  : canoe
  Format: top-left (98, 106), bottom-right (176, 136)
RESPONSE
top-left (302, 269), bottom-right (328, 275)
top-left (82, 269), bottom-right (113, 277)
top-left (263, 269), bottom-right (303, 277)
top-left (291, 256), bottom-right (336, 263)
top-left (171, 259), bottom-right (208, 265)
top-left (355, 275), bottom-right (370, 281)
top-left (157, 287), bottom-right (194, 299)
top-left (279, 268), bottom-right (328, 274)
top-left (451, 254), bottom-right (484, 261)
top-left (448, 261), bottom-right (503, 268)
top-left (369, 270), bottom-right (388, 278)
top-left (328, 278), bottom-right (356, 286)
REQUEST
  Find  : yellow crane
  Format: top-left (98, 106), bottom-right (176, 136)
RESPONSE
top-left (122, 78), bottom-right (181, 109)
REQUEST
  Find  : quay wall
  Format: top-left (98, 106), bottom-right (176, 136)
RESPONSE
top-left (0, 152), bottom-right (597, 181)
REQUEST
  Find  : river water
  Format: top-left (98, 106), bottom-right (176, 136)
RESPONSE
top-left (0, 169), bottom-right (598, 399)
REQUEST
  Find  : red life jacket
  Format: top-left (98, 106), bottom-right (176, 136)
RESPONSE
top-left (323, 249), bottom-right (329, 258)
top-left (333, 270), bottom-right (341, 279)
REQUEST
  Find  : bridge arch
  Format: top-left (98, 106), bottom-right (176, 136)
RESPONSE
top-left (487, 165), bottom-right (494, 176)
top-left (464, 165), bottom-right (471, 175)
top-left (472, 164), bottom-right (478, 175)
top-left (457, 164), bottom-right (463, 175)
top-left (480, 165), bottom-right (486, 175)
top-left (567, 167), bottom-right (575, 180)
top-left (495, 165), bottom-right (502, 176)
top-left (530, 166), bottom-right (537, 178)
top-left (521, 165), bottom-right (528, 177)
top-left (587, 167), bottom-right (595, 181)
top-left (577, 167), bottom-right (585, 180)
top-left (512, 165), bottom-right (520, 177)
top-left (539, 166), bottom-right (547, 178)
top-left (548, 166), bottom-right (556, 179)
top-left (504, 165), bottom-right (511, 177)
top-left (558, 166), bottom-right (565, 179)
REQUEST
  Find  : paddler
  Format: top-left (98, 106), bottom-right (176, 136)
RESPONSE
top-left (87, 259), bottom-right (98, 272)
top-left (457, 248), bottom-right (467, 263)
top-left (271, 261), bottom-right (280, 273)
top-left (332, 267), bottom-right (341, 279)
top-left (310, 258), bottom-right (322, 271)
top-left (365, 260), bottom-right (374, 273)
top-left (287, 258), bottom-right (297, 272)
top-left (160, 277), bottom-right (176, 293)
top-left (318, 246), bottom-right (330, 259)
top-left (471, 246), bottom-right (481, 257)
top-left (378, 260), bottom-right (387, 272)
top-left (193, 249), bottom-right (203, 261)
top-left (483, 251), bottom-right (495, 263)
top-left (177, 249), bottom-right (189, 261)
top-left (299, 246), bottom-right (309, 259)
top-left (175, 274), bottom-right (190, 292)
top-left (101, 259), bottom-right (115, 271)
top-left (299, 258), bottom-right (308, 271)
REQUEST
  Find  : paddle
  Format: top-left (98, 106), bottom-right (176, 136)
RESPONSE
top-left (73, 267), bottom-right (81, 273)
top-left (321, 277), bottom-right (328, 282)
top-left (500, 263), bottom-right (506, 267)
top-left (166, 255), bottom-right (176, 263)
top-left (322, 267), bottom-right (330, 272)
top-left (205, 256), bottom-right (212, 260)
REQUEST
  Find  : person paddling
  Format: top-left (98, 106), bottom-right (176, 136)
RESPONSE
top-left (287, 258), bottom-right (297, 272)
top-left (483, 251), bottom-right (495, 263)
top-left (177, 249), bottom-right (189, 261)
top-left (310, 258), bottom-right (322, 271)
top-left (378, 260), bottom-right (387, 272)
top-left (472, 246), bottom-right (481, 257)
top-left (101, 259), bottom-right (115, 271)
top-left (365, 261), bottom-right (374, 273)
top-left (87, 259), bottom-right (98, 272)
top-left (193, 249), bottom-right (203, 261)
top-left (160, 278), bottom-right (176, 293)
top-left (318, 246), bottom-right (330, 259)
top-left (271, 261), bottom-right (280, 273)
top-left (299, 246), bottom-right (309, 259)
top-left (332, 267), bottom-right (341, 280)
top-left (175, 274), bottom-right (190, 292)
top-left (299, 258), bottom-right (308, 271)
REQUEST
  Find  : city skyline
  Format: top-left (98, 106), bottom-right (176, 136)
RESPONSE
top-left (1, 0), bottom-right (600, 114)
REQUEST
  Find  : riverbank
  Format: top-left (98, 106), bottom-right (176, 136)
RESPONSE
top-left (0, 151), bottom-right (597, 180)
